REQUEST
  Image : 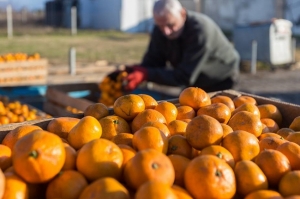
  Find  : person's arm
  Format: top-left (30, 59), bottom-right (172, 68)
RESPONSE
top-left (146, 29), bottom-right (208, 87)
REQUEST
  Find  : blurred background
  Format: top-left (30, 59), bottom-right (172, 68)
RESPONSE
top-left (0, 0), bottom-right (299, 67)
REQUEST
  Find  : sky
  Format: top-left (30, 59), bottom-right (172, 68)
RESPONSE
top-left (0, 0), bottom-right (48, 11)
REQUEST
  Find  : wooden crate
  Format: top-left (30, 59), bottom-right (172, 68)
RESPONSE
top-left (0, 59), bottom-right (48, 86)
top-left (1, 89), bottom-right (300, 142)
top-left (43, 83), bottom-right (99, 117)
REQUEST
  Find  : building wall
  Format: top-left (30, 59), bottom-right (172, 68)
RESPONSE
top-left (202, 0), bottom-right (235, 31)
top-left (90, 0), bottom-right (121, 30)
top-left (121, 0), bottom-right (155, 33)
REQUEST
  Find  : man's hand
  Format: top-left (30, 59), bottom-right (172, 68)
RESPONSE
top-left (124, 65), bottom-right (148, 91)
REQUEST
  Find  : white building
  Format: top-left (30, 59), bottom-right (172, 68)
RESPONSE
top-left (78, 0), bottom-right (156, 33)
top-left (53, 0), bottom-right (300, 35)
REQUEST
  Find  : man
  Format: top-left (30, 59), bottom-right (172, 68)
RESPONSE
top-left (124, 0), bottom-right (240, 92)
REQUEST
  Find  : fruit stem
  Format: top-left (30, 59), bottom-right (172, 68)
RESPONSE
top-left (29, 150), bottom-right (38, 158)
top-left (152, 163), bottom-right (159, 170)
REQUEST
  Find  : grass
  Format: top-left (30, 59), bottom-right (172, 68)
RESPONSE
top-left (0, 26), bottom-right (299, 69)
top-left (0, 27), bottom-right (150, 66)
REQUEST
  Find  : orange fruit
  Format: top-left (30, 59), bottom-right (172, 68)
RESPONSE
top-left (168, 154), bottom-right (190, 187)
top-left (132, 126), bottom-right (168, 154)
top-left (67, 116), bottom-right (102, 150)
top-left (123, 148), bottom-right (175, 190)
top-left (176, 105), bottom-right (196, 120)
top-left (197, 103), bottom-right (231, 124)
top-left (259, 136), bottom-right (286, 151)
top-left (131, 109), bottom-right (166, 133)
top-left (113, 94), bottom-right (145, 121)
top-left (185, 115), bottom-right (223, 150)
top-left (0, 116), bottom-right (9, 124)
top-left (2, 125), bottom-right (42, 149)
top-left (228, 111), bottom-right (263, 137)
top-left (84, 103), bottom-right (109, 120)
top-left (154, 101), bottom-right (178, 124)
top-left (118, 144), bottom-right (136, 167)
top-left (221, 123), bottom-right (233, 137)
top-left (290, 116), bottom-right (300, 131)
top-left (62, 143), bottom-right (77, 171)
top-left (46, 170), bottom-right (88, 199)
top-left (211, 95), bottom-right (235, 112)
top-left (167, 134), bottom-right (193, 159)
top-left (259, 132), bottom-right (283, 140)
top-left (141, 121), bottom-right (170, 137)
top-left (231, 103), bottom-right (260, 118)
top-left (184, 155), bottom-right (236, 199)
top-left (258, 104), bottom-right (283, 126)
top-left (261, 123), bottom-right (270, 133)
top-left (0, 169), bottom-right (3, 199)
top-left (180, 118), bottom-right (191, 123)
top-left (12, 130), bottom-right (66, 183)
top-left (287, 132), bottom-right (300, 145)
top-left (135, 181), bottom-right (177, 199)
top-left (233, 95), bottom-right (257, 108)
top-left (279, 170), bottom-right (300, 197)
top-left (244, 190), bottom-right (282, 199)
top-left (222, 130), bottom-right (260, 162)
top-left (167, 120), bottom-right (187, 136)
top-left (178, 87), bottom-right (211, 110)
top-left (200, 145), bottom-right (235, 168)
top-left (0, 144), bottom-right (12, 171)
top-left (234, 160), bottom-right (268, 196)
top-left (47, 117), bottom-right (80, 139)
top-left (138, 94), bottom-right (158, 109)
top-left (261, 118), bottom-right (279, 133)
top-left (2, 171), bottom-right (29, 199)
top-left (111, 133), bottom-right (134, 147)
top-left (277, 128), bottom-right (295, 139)
top-left (76, 139), bottom-right (123, 181)
top-left (277, 142), bottom-right (300, 170)
top-left (255, 149), bottom-right (291, 186)
top-left (171, 185), bottom-right (193, 199)
top-left (79, 177), bottom-right (130, 199)
top-left (99, 115), bottom-right (131, 140)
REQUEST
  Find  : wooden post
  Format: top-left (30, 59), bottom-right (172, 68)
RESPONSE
top-left (6, 4), bottom-right (13, 39)
top-left (69, 47), bottom-right (76, 75)
top-left (292, 38), bottom-right (297, 63)
top-left (251, 40), bottom-right (257, 74)
top-left (71, 6), bottom-right (77, 35)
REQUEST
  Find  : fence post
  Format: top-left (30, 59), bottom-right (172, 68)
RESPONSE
top-left (292, 37), bottom-right (296, 63)
top-left (71, 6), bottom-right (77, 35)
top-left (6, 4), bottom-right (13, 39)
top-left (251, 40), bottom-right (257, 74)
top-left (69, 47), bottom-right (76, 75)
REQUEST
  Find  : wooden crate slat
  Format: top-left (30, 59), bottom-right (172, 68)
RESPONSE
top-left (0, 59), bottom-right (48, 87)
top-left (45, 87), bottom-right (94, 111)
top-left (43, 101), bottom-right (83, 118)
top-left (0, 59), bottom-right (48, 69)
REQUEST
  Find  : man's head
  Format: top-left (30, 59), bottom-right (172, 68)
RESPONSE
top-left (153, 0), bottom-right (186, 39)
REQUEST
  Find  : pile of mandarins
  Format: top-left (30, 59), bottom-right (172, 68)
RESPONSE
top-left (0, 53), bottom-right (40, 63)
top-left (1, 86), bottom-right (300, 198)
top-left (98, 71), bottom-right (128, 107)
top-left (0, 97), bottom-right (50, 125)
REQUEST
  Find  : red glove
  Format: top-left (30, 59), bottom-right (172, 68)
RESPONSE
top-left (124, 65), bottom-right (148, 91)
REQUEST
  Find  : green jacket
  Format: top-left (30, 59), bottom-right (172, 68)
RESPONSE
top-left (142, 11), bottom-right (240, 88)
